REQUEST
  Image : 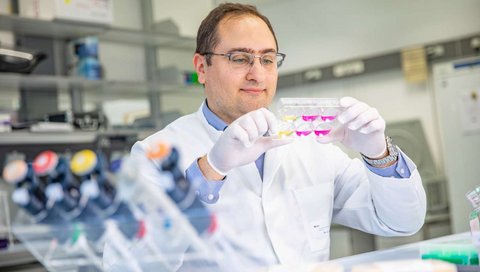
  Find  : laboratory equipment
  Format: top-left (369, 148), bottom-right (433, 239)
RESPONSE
top-left (295, 120), bottom-right (313, 136)
top-left (146, 142), bottom-right (214, 234)
top-left (0, 190), bottom-right (13, 250)
top-left (351, 259), bottom-right (456, 272)
top-left (70, 149), bottom-right (139, 240)
top-left (466, 186), bottom-right (480, 254)
top-left (70, 37), bottom-right (102, 80)
top-left (420, 239), bottom-right (479, 266)
top-left (110, 154), bottom-right (190, 271)
top-left (276, 98), bottom-right (343, 138)
top-left (0, 46), bottom-right (46, 74)
top-left (7, 144), bottom-right (243, 271)
top-left (277, 121), bottom-right (295, 138)
top-left (261, 262), bottom-right (344, 272)
top-left (33, 151), bottom-right (82, 222)
top-left (105, 142), bottom-right (242, 271)
top-left (2, 160), bottom-right (48, 222)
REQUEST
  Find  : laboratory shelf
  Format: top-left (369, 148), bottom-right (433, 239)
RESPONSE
top-left (0, 14), bottom-right (196, 49)
top-left (0, 131), bottom-right (98, 145)
top-left (0, 130), bottom-right (144, 145)
top-left (0, 243), bottom-right (40, 268)
top-left (0, 73), bottom-right (203, 95)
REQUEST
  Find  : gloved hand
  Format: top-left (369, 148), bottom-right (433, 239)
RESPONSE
top-left (207, 108), bottom-right (293, 175)
top-left (316, 97), bottom-right (387, 158)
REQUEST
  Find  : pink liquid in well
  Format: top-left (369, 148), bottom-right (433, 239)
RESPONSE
top-left (314, 129), bottom-right (331, 136)
top-left (302, 115), bottom-right (318, 122)
top-left (295, 130), bottom-right (312, 136)
top-left (321, 115), bottom-right (336, 121)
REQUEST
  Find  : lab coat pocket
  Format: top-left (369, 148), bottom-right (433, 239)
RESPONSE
top-left (293, 182), bottom-right (333, 252)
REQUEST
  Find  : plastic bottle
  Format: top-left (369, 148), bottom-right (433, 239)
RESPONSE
top-left (33, 151), bottom-right (82, 220)
top-left (2, 160), bottom-right (48, 222)
top-left (113, 144), bottom-right (214, 270)
top-left (73, 37), bottom-right (102, 80)
top-left (70, 149), bottom-right (139, 240)
top-left (146, 142), bottom-right (213, 234)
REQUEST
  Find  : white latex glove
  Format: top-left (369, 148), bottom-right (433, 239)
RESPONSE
top-left (207, 108), bottom-right (293, 175)
top-left (316, 97), bottom-right (387, 158)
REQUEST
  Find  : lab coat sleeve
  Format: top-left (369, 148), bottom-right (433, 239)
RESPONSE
top-left (363, 152), bottom-right (411, 178)
top-left (185, 159), bottom-right (225, 204)
top-left (331, 148), bottom-right (426, 236)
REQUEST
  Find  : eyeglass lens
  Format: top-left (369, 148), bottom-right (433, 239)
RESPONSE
top-left (229, 52), bottom-right (283, 69)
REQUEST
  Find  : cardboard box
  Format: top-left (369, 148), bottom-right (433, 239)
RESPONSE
top-left (19, 0), bottom-right (113, 24)
top-left (0, 0), bottom-right (11, 15)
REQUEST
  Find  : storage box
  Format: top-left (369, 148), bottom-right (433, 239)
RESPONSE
top-left (18, 0), bottom-right (113, 24)
top-left (0, 0), bottom-right (11, 15)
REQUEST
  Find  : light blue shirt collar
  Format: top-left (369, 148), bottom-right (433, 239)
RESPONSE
top-left (202, 100), bottom-right (228, 131)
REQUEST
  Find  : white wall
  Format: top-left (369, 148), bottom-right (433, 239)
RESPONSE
top-left (152, 0), bottom-right (212, 37)
top-left (111, 0), bottom-right (142, 30)
top-left (100, 0), bottom-right (145, 82)
top-left (260, 0), bottom-right (480, 74)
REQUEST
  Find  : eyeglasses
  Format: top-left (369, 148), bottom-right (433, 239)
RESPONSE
top-left (202, 51), bottom-right (286, 71)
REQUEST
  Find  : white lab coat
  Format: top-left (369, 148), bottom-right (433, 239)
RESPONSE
top-left (107, 103), bottom-right (426, 271)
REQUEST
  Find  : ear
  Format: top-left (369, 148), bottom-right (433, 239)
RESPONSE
top-left (193, 53), bottom-right (206, 84)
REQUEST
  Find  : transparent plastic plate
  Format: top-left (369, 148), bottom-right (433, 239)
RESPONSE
top-left (274, 98), bottom-right (343, 139)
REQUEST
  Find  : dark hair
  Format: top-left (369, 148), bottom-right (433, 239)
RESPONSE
top-left (195, 2), bottom-right (278, 65)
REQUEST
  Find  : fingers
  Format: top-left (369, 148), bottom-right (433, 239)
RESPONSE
top-left (260, 108), bottom-right (279, 135)
top-left (259, 136), bottom-right (294, 149)
top-left (229, 124), bottom-right (251, 147)
top-left (230, 108), bottom-right (278, 147)
top-left (359, 118), bottom-right (385, 134)
top-left (337, 98), bottom-right (367, 124)
top-left (338, 97), bottom-right (385, 134)
top-left (238, 114), bottom-right (261, 143)
top-left (339, 96), bottom-right (357, 108)
top-left (316, 125), bottom-right (344, 144)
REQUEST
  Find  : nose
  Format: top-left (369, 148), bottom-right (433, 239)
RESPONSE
top-left (246, 57), bottom-right (267, 81)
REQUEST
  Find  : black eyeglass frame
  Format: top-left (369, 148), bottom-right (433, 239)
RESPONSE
top-left (201, 51), bottom-right (286, 68)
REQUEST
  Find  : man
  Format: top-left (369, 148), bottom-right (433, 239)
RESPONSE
top-left (130, 2), bottom-right (426, 270)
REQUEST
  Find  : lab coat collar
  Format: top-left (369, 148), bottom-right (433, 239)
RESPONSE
top-left (202, 100), bottom-right (228, 131)
top-left (196, 102), bottom-right (223, 142)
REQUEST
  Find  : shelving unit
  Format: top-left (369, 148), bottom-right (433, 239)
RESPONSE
top-left (0, 3), bottom-right (202, 270)
top-left (0, 14), bottom-right (196, 48)
top-left (0, 1), bottom-right (207, 162)
top-left (0, 0), bottom-right (203, 130)
top-left (0, 73), bottom-right (202, 95)
top-left (0, 129), bottom-right (149, 145)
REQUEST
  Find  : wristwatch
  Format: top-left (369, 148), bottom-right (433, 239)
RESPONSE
top-left (361, 136), bottom-right (399, 167)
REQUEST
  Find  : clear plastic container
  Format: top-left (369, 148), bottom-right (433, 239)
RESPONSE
top-left (352, 259), bottom-right (456, 272)
top-left (276, 98), bottom-right (343, 139)
top-left (420, 239), bottom-right (479, 266)
top-left (466, 186), bottom-right (480, 257)
top-left (8, 146), bottom-right (241, 272)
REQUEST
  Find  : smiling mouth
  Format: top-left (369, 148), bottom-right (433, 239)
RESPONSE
top-left (241, 88), bottom-right (265, 94)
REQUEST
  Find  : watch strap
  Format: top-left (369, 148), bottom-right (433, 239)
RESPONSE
top-left (361, 136), bottom-right (399, 167)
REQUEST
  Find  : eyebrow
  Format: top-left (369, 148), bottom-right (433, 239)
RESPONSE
top-left (228, 48), bottom-right (277, 54)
